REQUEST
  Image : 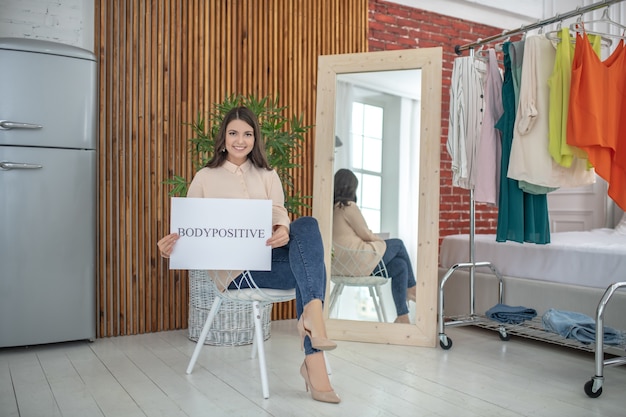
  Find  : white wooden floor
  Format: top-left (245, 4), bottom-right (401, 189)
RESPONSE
top-left (1, 320), bottom-right (625, 417)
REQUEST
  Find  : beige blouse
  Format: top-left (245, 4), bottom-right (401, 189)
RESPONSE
top-left (186, 159), bottom-right (289, 290)
top-left (332, 202), bottom-right (386, 277)
top-left (187, 159), bottom-right (290, 229)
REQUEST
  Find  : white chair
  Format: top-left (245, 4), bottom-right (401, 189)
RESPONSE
top-left (186, 269), bottom-right (296, 399)
top-left (328, 244), bottom-right (391, 322)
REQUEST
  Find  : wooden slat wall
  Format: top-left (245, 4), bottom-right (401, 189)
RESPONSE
top-left (94, 0), bottom-right (368, 337)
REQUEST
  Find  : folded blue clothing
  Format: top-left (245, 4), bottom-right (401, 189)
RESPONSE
top-left (485, 303), bottom-right (537, 324)
top-left (542, 308), bottom-right (625, 346)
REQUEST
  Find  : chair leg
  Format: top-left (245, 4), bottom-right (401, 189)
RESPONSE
top-left (250, 302), bottom-right (261, 360)
top-left (252, 301), bottom-right (270, 399)
top-left (374, 285), bottom-right (388, 322)
top-left (250, 327), bottom-right (258, 360)
top-left (328, 283), bottom-right (344, 317)
top-left (186, 298), bottom-right (223, 374)
top-left (369, 286), bottom-right (384, 322)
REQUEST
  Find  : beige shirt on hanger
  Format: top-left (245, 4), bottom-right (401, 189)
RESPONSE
top-left (507, 34), bottom-right (595, 191)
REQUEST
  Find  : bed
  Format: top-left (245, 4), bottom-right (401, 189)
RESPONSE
top-left (438, 213), bottom-right (626, 331)
top-left (438, 211), bottom-right (626, 397)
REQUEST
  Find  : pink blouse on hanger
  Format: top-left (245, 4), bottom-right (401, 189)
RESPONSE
top-left (474, 48), bottom-right (503, 205)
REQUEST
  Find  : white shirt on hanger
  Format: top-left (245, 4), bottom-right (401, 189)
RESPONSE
top-left (447, 55), bottom-right (486, 190)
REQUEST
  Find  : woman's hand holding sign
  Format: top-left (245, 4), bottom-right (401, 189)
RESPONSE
top-left (267, 225), bottom-right (289, 249)
top-left (157, 233), bottom-right (180, 258)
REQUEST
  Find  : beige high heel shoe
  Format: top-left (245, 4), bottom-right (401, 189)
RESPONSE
top-left (394, 314), bottom-right (410, 323)
top-left (297, 299), bottom-right (337, 351)
top-left (300, 358), bottom-right (341, 403)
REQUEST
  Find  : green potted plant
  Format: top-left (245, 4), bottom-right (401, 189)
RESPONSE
top-left (165, 94), bottom-right (312, 215)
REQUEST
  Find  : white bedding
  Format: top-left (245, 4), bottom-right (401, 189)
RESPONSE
top-left (439, 229), bottom-right (626, 289)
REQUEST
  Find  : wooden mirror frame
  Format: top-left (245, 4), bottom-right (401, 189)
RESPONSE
top-left (312, 48), bottom-right (442, 346)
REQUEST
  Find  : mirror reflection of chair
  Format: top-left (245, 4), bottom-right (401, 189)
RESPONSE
top-left (186, 270), bottom-right (296, 399)
top-left (328, 243), bottom-right (391, 322)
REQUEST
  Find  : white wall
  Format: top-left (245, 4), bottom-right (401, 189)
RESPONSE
top-left (0, 0), bottom-right (94, 51)
top-left (392, 0), bottom-right (626, 30)
top-left (391, 0), bottom-right (544, 28)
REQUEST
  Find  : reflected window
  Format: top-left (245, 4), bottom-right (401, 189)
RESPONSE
top-left (350, 101), bottom-right (383, 233)
top-left (334, 69), bottom-right (422, 284)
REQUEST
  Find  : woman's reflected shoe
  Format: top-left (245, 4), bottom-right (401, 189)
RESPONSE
top-left (300, 359), bottom-right (341, 403)
top-left (406, 285), bottom-right (417, 303)
top-left (394, 314), bottom-right (410, 323)
top-left (298, 299), bottom-right (337, 351)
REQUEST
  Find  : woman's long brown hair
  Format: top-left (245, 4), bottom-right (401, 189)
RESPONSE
top-left (333, 168), bottom-right (358, 207)
top-left (205, 106), bottom-right (271, 169)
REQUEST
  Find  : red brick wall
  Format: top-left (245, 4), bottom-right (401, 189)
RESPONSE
top-left (368, 0), bottom-right (505, 241)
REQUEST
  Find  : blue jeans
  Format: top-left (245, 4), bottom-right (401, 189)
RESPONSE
top-left (542, 308), bottom-right (624, 345)
top-left (380, 238), bottom-right (417, 316)
top-left (231, 216), bottom-right (327, 355)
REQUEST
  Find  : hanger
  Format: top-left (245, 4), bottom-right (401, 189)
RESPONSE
top-left (491, 28), bottom-right (512, 52)
top-left (570, 7), bottom-right (626, 43)
top-left (494, 35), bottom-right (511, 52)
top-left (470, 41), bottom-right (491, 72)
top-left (537, 22), bottom-right (545, 35)
top-left (470, 39), bottom-right (488, 60)
top-left (545, 20), bottom-right (565, 44)
top-left (472, 41), bottom-right (504, 67)
top-left (473, 41), bottom-right (489, 62)
top-left (545, 19), bottom-right (607, 48)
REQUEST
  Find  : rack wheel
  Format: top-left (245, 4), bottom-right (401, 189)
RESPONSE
top-left (498, 327), bottom-right (510, 341)
top-left (584, 379), bottom-right (602, 398)
top-left (439, 335), bottom-right (453, 350)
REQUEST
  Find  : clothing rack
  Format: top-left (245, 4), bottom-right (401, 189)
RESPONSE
top-left (439, 0), bottom-right (626, 355)
top-left (455, 0), bottom-right (626, 55)
top-left (440, 0), bottom-right (625, 347)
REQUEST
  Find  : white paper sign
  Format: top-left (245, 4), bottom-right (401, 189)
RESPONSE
top-left (168, 197), bottom-right (272, 270)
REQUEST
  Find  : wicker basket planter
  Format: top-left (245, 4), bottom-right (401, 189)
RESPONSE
top-left (188, 270), bottom-right (272, 346)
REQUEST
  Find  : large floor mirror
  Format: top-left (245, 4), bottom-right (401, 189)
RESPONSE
top-left (312, 48), bottom-right (442, 346)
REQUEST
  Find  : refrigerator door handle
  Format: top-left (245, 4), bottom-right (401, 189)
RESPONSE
top-left (0, 120), bottom-right (43, 130)
top-left (0, 161), bottom-right (43, 170)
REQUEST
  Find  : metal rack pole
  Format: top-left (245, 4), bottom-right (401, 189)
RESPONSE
top-left (455, 0), bottom-right (626, 55)
top-left (437, 50), bottom-right (505, 349)
top-left (469, 188), bottom-right (476, 315)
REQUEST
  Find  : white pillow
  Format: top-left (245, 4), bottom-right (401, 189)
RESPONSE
top-left (614, 211), bottom-right (626, 235)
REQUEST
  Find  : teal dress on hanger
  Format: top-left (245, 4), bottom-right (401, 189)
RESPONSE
top-left (494, 41), bottom-right (550, 244)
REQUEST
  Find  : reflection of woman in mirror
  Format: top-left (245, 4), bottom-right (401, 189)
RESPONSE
top-left (332, 168), bottom-right (417, 323)
top-left (157, 107), bottom-right (340, 404)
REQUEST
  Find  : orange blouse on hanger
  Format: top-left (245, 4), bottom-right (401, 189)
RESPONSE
top-left (567, 31), bottom-right (626, 210)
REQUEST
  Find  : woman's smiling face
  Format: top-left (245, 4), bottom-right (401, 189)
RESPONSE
top-left (224, 119), bottom-right (255, 165)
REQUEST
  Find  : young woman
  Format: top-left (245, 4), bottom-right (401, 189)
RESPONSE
top-left (332, 168), bottom-right (417, 323)
top-left (157, 106), bottom-right (340, 404)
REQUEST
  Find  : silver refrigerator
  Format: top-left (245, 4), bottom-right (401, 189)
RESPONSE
top-left (0, 38), bottom-right (97, 347)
